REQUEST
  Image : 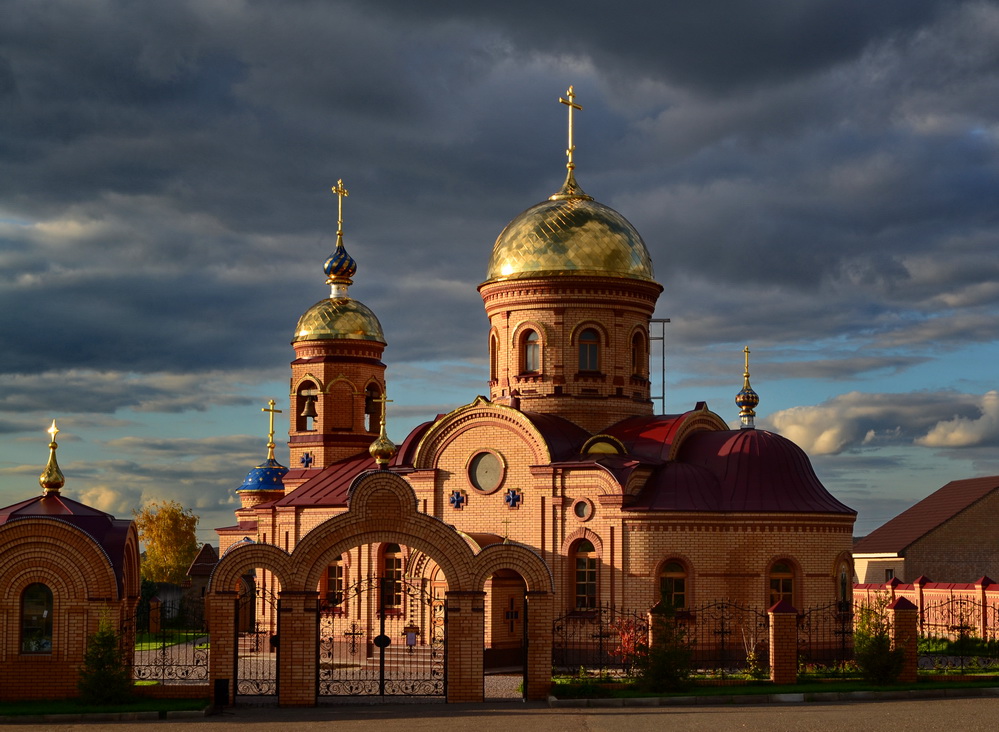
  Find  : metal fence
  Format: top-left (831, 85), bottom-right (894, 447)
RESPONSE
top-left (123, 596), bottom-right (209, 684)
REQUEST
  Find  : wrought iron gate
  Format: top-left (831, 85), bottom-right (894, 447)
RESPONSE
top-left (318, 576), bottom-right (445, 697)
top-left (235, 586), bottom-right (279, 696)
top-left (124, 596), bottom-right (209, 684)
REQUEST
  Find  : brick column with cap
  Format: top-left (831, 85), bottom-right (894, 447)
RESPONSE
top-left (889, 596), bottom-right (918, 683)
top-left (768, 600), bottom-right (798, 684)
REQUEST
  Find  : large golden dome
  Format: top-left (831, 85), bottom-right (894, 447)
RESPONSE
top-left (484, 192), bottom-right (656, 283)
top-left (293, 297), bottom-right (385, 343)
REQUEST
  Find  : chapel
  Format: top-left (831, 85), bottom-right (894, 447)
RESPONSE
top-left (216, 88), bottom-right (856, 666)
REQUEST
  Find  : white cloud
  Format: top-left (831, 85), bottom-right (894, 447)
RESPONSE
top-left (917, 390), bottom-right (999, 447)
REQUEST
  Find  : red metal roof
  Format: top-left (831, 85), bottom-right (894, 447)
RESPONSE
top-left (628, 427), bottom-right (854, 513)
top-left (274, 452), bottom-right (377, 508)
top-left (0, 493), bottom-right (133, 594)
top-left (853, 475), bottom-right (999, 554)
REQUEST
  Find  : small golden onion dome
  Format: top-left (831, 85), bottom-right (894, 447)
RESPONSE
top-left (483, 187), bottom-right (656, 283)
top-left (293, 297), bottom-right (385, 343)
top-left (369, 430), bottom-right (397, 467)
top-left (39, 419), bottom-right (65, 495)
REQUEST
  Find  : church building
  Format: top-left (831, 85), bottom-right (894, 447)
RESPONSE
top-left (215, 88), bottom-right (856, 690)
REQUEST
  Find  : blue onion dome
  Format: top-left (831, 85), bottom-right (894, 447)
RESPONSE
top-left (237, 458), bottom-right (288, 493)
top-left (324, 241), bottom-right (357, 284)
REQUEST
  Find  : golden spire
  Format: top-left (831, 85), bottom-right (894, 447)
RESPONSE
top-left (736, 346), bottom-right (760, 429)
top-left (332, 179), bottom-right (349, 248)
top-left (39, 419), bottom-right (65, 496)
top-left (368, 392), bottom-right (397, 468)
top-left (262, 399), bottom-right (282, 462)
top-left (551, 86), bottom-right (591, 201)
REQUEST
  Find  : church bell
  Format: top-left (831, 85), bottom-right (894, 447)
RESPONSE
top-left (300, 396), bottom-right (318, 419)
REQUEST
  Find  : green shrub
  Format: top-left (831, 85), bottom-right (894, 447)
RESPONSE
top-left (634, 605), bottom-right (692, 692)
top-left (78, 611), bottom-right (133, 705)
top-left (854, 595), bottom-right (905, 685)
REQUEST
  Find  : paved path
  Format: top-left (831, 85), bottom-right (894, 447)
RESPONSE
top-left (6, 697), bottom-right (999, 731)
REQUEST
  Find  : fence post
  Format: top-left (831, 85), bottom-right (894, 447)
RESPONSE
top-left (976, 577), bottom-right (992, 639)
top-left (889, 597), bottom-right (918, 683)
top-left (768, 600), bottom-right (797, 685)
top-left (913, 575), bottom-right (927, 634)
top-left (149, 596), bottom-right (162, 634)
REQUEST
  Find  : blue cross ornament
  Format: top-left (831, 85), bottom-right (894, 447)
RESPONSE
top-left (504, 489), bottom-right (522, 509)
top-left (300, 452), bottom-right (314, 468)
top-left (449, 490), bottom-right (467, 510)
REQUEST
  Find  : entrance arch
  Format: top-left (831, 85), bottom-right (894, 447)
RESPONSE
top-left (208, 470), bottom-right (553, 705)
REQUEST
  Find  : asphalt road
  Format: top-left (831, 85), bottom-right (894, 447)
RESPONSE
top-left (7, 698), bottom-right (999, 732)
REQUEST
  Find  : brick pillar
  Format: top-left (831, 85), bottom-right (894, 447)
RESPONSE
top-left (445, 590), bottom-right (485, 703)
top-left (525, 591), bottom-right (553, 701)
top-left (207, 592), bottom-right (238, 706)
top-left (276, 592), bottom-right (319, 707)
top-left (889, 597), bottom-right (918, 683)
top-left (768, 600), bottom-right (798, 685)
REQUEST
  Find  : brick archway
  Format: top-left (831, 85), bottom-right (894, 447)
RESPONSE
top-left (208, 469), bottom-right (554, 705)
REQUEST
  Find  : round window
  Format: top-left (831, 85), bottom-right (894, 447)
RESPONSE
top-left (468, 451), bottom-right (503, 493)
top-left (572, 499), bottom-right (593, 521)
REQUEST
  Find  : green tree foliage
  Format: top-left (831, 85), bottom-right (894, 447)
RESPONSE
top-left (133, 500), bottom-right (199, 584)
top-left (634, 604), bottom-right (692, 692)
top-left (78, 610), bottom-right (133, 705)
top-left (854, 593), bottom-right (905, 685)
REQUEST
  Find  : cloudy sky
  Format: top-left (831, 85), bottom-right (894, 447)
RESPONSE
top-left (2, 0), bottom-right (999, 544)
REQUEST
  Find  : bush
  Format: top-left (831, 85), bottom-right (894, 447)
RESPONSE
top-left (854, 595), bottom-right (905, 685)
top-left (634, 606), bottom-right (692, 692)
top-left (78, 611), bottom-right (133, 705)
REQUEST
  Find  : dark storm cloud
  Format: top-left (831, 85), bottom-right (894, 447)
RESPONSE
top-left (353, 0), bottom-right (945, 93)
top-left (1, 0), bottom-right (998, 424)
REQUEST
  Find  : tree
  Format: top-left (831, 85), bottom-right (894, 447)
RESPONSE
top-left (133, 500), bottom-right (200, 584)
top-left (78, 609), bottom-right (133, 705)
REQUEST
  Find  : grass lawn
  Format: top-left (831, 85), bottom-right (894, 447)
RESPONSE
top-left (134, 630), bottom-right (207, 651)
top-left (552, 675), bottom-right (999, 699)
top-left (0, 697), bottom-right (209, 717)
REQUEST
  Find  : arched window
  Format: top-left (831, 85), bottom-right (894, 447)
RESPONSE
top-left (489, 333), bottom-right (498, 382)
top-left (769, 562), bottom-right (795, 607)
top-left (522, 330), bottom-right (540, 373)
top-left (21, 583), bottom-right (53, 654)
top-left (658, 561), bottom-right (687, 610)
top-left (573, 539), bottom-right (598, 610)
top-left (382, 544), bottom-right (403, 610)
top-left (578, 328), bottom-right (600, 372)
top-left (364, 384), bottom-right (381, 433)
top-left (324, 556), bottom-right (345, 610)
top-left (296, 381), bottom-right (319, 431)
top-left (631, 332), bottom-right (646, 376)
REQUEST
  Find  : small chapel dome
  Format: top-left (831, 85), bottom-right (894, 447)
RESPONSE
top-left (293, 297), bottom-right (385, 343)
top-left (483, 194), bottom-right (655, 283)
top-left (236, 458), bottom-right (288, 493)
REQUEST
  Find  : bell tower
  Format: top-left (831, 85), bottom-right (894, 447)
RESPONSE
top-left (286, 181), bottom-right (387, 489)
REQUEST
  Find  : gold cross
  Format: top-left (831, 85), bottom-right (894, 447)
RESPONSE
top-left (372, 392), bottom-right (393, 427)
top-left (331, 179), bottom-right (349, 243)
top-left (743, 346), bottom-right (751, 378)
top-left (559, 86), bottom-right (582, 171)
top-left (47, 419), bottom-right (59, 443)
top-left (501, 518), bottom-right (512, 542)
top-left (262, 399), bottom-right (283, 460)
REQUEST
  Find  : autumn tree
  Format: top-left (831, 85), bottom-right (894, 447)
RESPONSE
top-left (133, 500), bottom-right (200, 584)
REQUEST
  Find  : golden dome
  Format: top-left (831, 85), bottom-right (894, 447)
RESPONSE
top-left (484, 192), bottom-right (656, 283)
top-left (293, 297), bottom-right (385, 343)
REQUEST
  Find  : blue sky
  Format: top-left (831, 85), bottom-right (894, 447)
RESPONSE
top-left (2, 1), bottom-right (998, 545)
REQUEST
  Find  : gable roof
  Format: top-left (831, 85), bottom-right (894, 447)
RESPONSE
top-left (853, 475), bottom-right (999, 554)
